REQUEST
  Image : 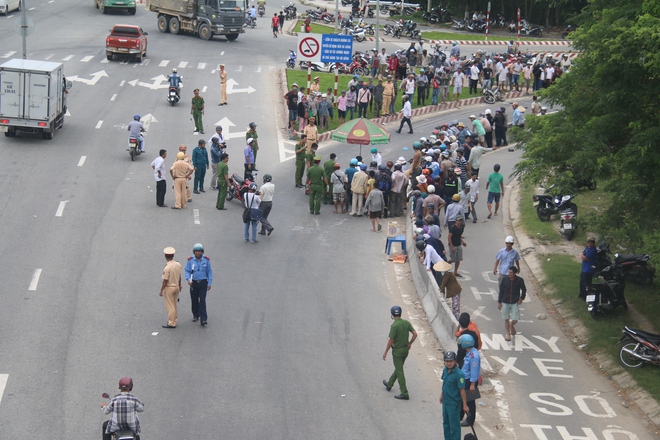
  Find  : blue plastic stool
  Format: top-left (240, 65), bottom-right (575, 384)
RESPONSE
top-left (386, 235), bottom-right (407, 255)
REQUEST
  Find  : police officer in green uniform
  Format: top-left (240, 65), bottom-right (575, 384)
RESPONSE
top-left (382, 305), bottom-right (417, 400)
top-left (306, 156), bottom-right (327, 215)
top-left (216, 153), bottom-right (230, 210)
top-left (323, 153), bottom-right (337, 204)
top-left (304, 143), bottom-right (319, 195)
top-left (294, 135), bottom-right (307, 188)
top-left (440, 351), bottom-right (469, 440)
top-left (191, 88), bottom-right (205, 133)
top-left (246, 122), bottom-right (259, 170)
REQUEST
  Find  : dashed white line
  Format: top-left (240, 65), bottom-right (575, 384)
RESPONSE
top-left (100, 58), bottom-right (109, 64)
top-left (80, 55), bottom-right (93, 62)
top-left (2, 51), bottom-right (17, 58)
top-left (28, 7), bottom-right (35, 10)
top-left (45, 53), bottom-right (54, 60)
top-left (110, 94), bottom-right (117, 101)
top-left (62, 55), bottom-right (73, 61)
top-left (0, 374), bottom-right (8, 405)
top-left (119, 80), bottom-right (125, 87)
top-left (236, 65), bottom-right (243, 72)
top-left (78, 156), bottom-right (86, 167)
top-left (177, 61), bottom-right (188, 68)
top-left (220, 51), bottom-right (225, 56)
top-left (159, 60), bottom-right (170, 67)
top-left (95, 120), bottom-right (103, 129)
top-left (197, 62), bottom-right (206, 69)
top-left (193, 209), bottom-right (200, 225)
top-left (55, 201), bottom-right (69, 217)
top-left (138, 59), bottom-right (150, 66)
top-left (201, 86), bottom-right (207, 93)
top-left (256, 66), bottom-right (261, 73)
top-left (28, 269), bottom-right (42, 291)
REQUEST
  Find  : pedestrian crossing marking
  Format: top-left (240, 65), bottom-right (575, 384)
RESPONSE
top-left (159, 60), bottom-right (170, 67)
top-left (0, 375), bottom-right (8, 405)
top-left (197, 62), bottom-right (206, 69)
top-left (1, 51), bottom-right (16, 58)
top-left (177, 61), bottom-right (188, 68)
top-left (62, 55), bottom-right (73, 61)
top-left (80, 55), bottom-right (94, 62)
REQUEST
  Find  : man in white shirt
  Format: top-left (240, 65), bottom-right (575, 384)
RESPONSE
top-left (395, 95), bottom-right (413, 134)
top-left (452, 69), bottom-right (464, 102)
top-left (468, 62), bottom-right (480, 95)
top-left (258, 174), bottom-right (275, 236)
top-left (378, 48), bottom-right (389, 78)
top-left (151, 149), bottom-right (168, 207)
top-left (401, 73), bottom-right (416, 106)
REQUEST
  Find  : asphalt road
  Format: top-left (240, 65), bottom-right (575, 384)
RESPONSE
top-left (0, 1), bottom-right (655, 439)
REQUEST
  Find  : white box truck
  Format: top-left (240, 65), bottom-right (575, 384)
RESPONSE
top-left (0, 59), bottom-right (72, 139)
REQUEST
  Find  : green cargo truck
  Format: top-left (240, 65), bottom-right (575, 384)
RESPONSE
top-left (148, 0), bottom-right (246, 41)
top-left (94, 0), bottom-right (137, 15)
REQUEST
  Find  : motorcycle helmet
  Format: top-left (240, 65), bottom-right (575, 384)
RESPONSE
top-left (460, 334), bottom-right (475, 350)
top-left (359, 163), bottom-right (367, 170)
top-left (350, 158), bottom-right (358, 166)
top-left (353, 74), bottom-right (359, 79)
top-left (371, 147), bottom-right (378, 154)
top-left (414, 227), bottom-right (424, 236)
top-left (419, 137), bottom-right (427, 143)
top-left (263, 174), bottom-right (272, 182)
top-left (249, 122), bottom-right (257, 129)
top-left (172, 68), bottom-right (177, 73)
top-left (119, 377), bottom-right (133, 391)
top-left (412, 141), bottom-right (422, 149)
top-left (193, 243), bottom-right (204, 252)
top-left (378, 164), bottom-right (386, 171)
top-left (394, 163), bottom-right (402, 171)
top-left (415, 241), bottom-right (426, 251)
top-left (133, 114), bottom-right (141, 121)
top-left (370, 161), bottom-right (377, 168)
top-left (390, 305), bottom-right (402, 317)
top-left (444, 351), bottom-right (457, 361)
top-left (248, 183), bottom-right (258, 191)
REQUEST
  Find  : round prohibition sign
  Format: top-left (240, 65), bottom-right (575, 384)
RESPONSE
top-left (299, 37), bottom-right (320, 58)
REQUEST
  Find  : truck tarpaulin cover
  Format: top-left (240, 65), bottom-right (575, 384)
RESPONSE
top-left (148, 0), bottom-right (197, 13)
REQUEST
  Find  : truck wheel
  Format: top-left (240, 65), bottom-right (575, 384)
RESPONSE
top-left (157, 16), bottom-right (170, 33)
top-left (106, 52), bottom-right (113, 61)
top-left (169, 17), bottom-right (181, 34)
top-left (128, 7), bottom-right (136, 15)
top-left (198, 23), bottom-right (212, 40)
top-left (42, 130), bottom-right (54, 140)
top-left (225, 33), bottom-right (239, 41)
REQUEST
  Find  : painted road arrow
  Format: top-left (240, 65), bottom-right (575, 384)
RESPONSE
top-left (215, 117), bottom-right (245, 140)
top-left (128, 75), bottom-right (169, 90)
top-left (67, 70), bottom-right (108, 86)
top-left (226, 78), bottom-right (255, 95)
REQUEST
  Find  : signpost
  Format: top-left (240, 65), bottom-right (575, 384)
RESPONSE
top-left (298, 34), bottom-right (353, 99)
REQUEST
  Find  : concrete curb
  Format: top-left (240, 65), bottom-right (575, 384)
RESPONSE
top-left (424, 39), bottom-right (572, 46)
top-left (404, 215), bottom-right (458, 351)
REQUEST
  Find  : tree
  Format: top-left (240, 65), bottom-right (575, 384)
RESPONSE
top-left (514, 0), bottom-right (660, 253)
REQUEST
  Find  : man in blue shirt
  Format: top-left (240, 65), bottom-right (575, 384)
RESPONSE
top-left (192, 139), bottom-right (209, 193)
top-left (580, 236), bottom-right (598, 301)
top-left (440, 351), bottom-right (468, 440)
top-left (344, 159), bottom-right (359, 213)
top-left (167, 68), bottom-right (182, 96)
top-left (244, 138), bottom-right (255, 180)
top-left (460, 334), bottom-right (481, 427)
top-left (184, 243), bottom-right (213, 326)
top-left (493, 236), bottom-right (521, 285)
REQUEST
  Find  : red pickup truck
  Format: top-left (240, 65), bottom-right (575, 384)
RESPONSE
top-left (106, 24), bottom-right (148, 62)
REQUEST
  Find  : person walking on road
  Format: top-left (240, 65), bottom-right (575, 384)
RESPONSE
top-left (395, 95), bottom-right (413, 134)
top-left (246, 122), bottom-right (259, 170)
top-left (159, 247), bottom-right (182, 328)
top-left (170, 152), bottom-right (194, 209)
top-left (448, 216), bottom-right (467, 277)
top-left (579, 236), bottom-right (598, 301)
top-left (244, 138), bottom-right (255, 180)
top-left (383, 305), bottom-right (417, 400)
top-left (306, 156), bottom-right (328, 215)
top-left (209, 136), bottom-right (222, 190)
top-left (486, 163), bottom-right (504, 218)
top-left (218, 64), bottom-right (228, 106)
top-left (258, 174), bottom-right (275, 236)
top-left (192, 139), bottom-right (209, 193)
top-left (215, 153), bottom-right (230, 210)
top-left (151, 149), bottom-right (168, 207)
top-left (459, 334), bottom-right (481, 427)
top-left (364, 184), bottom-right (384, 232)
top-left (191, 88), bottom-right (205, 134)
top-left (244, 182), bottom-right (261, 243)
top-left (440, 350), bottom-right (469, 440)
top-left (493, 235), bottom-right (521, 285)
top-left (184, 243), bottom-right (213, 326)
top-left (271, 13), bottom-right (279, 37)
top-left (498, 266), bottom-right (527, 341)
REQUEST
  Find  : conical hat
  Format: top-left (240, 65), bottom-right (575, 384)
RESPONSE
top-left (433, 259), bottom-right (452, 272)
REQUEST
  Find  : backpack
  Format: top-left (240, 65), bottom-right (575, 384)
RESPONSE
top-left (378, 174), bottom-right (391, 192)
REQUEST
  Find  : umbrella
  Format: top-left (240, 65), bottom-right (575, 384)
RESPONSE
top-left (331, 118), bottom-right (391, 155)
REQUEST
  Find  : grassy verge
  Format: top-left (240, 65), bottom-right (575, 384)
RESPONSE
top-left (294, 20), bottom-right (341, 34)
top-left (421, 31), bottom-right (551, 41)
top-left (519, 181), bottom-right (562, 244)
top-left (539, 254), bottom-right (660, 401)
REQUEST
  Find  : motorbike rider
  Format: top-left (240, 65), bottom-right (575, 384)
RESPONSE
top-left (168, 68), bottom-right (182, 97)
top-left (248, 4), bottom-right (257, 24)
top-left (127, 115), bottom-right (145, 153)
top-left (102, 377), bottom-right (144, 440)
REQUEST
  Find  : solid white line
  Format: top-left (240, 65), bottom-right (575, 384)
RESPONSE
top-left (78, 156), bottom-right (86, 167)
top-left (28, 7), bottom-right (35, 10)
top-left (193, 209), bottom-right (200, 225)
top-left (159, 60), bottom-right (169, 67)
top-left (95, 120), bottom-right (103, 129)
top-left (62, 55), bottom-right (73, 61)
top-left (119, 80), bottom-right (125, 87)
top-left (80, 55), bottom-right (93, 62)
top-left (178, 61), bottom-right (188, 68)
top-left (28, 269), bottom-right (42, 291)
top-left (55, 201), bottom-right (69, 217)
top-left (201, 86), bottom-right (207, 93)
top-left (0, 374), bottom-right (8, 405)
top-left (44, 53), bottom-right (54, 60)
top-left (110, 94), bottom-right (117, 101)
top-left (1, 51), bottom-right (16, 58)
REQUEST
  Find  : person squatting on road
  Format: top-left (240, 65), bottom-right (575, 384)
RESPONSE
top-left (184, 243), bottom-right (213, 326)
top-left (440, 351), bottom-right (469, 440)
top-left (159, 247), bottom-right (182, 328)
top-left (498, 266), bottom-right (527, 341)
top-left (382, 305), bottom-right (417, 400)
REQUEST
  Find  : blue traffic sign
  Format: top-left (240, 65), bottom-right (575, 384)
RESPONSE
top-left (320, 35), bottom-right (353, 64)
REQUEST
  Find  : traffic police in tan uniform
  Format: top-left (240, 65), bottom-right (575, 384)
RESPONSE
top-left (170, 152), bottom-right (194, 209)
top-left (160, 247), bottom-right (182, 328)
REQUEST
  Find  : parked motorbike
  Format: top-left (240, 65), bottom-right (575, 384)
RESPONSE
top-left (559, 207), bottom-right (577, 239)
top-left (561, 25), bottom-right (572, 39)
top-left (227, 172), bottom-right (256, 203)
top-left (592, 241), bottom-right (655, 285)
top-left (286, 50), bottom-right (297, 69)
top-left (102, 393), bottom-right (137, 440)
top-left (618, 326), bottom-right (660, 368)
top-left (452, 19), bottom-right (466, 30)
top-left (586, 263), bottom-right (628, 319)
top-left (532, 188), bottom-right (577, 222)
top-left (299, 60), bottom-right (336, 73)
top-left (483, 86), bottom-right (505, 104)
top-left (283, 3), bottom-right (296, 19)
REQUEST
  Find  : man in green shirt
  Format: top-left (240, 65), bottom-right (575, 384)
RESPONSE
top-left (190, 89), bottom-right (205, 134)
top-left (294, 135), bottom-right (307, 188)
top-left (246, 122), bottom-right (259, 170)
top-left (382, 305), bottom-right (417, 400)
top-left (323, 153), bottom-right (337, 204)
top-left (304, 143), bottom-right (319, 195)
top-left (440, 351), bottom-right (469, 440)
top-left (216, 153), bottom-right (230, 210)
top-left (485, 163), bottom-right (505, 219)
top-left (306, 156), bottom-right (327, 215)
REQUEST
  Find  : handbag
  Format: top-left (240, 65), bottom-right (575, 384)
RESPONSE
top-left (334, 172), bottom-right (347, 191)
top-left (243, 193), bottom-right (256, 223)
top-left (250, 208), bottom-right (263, 221)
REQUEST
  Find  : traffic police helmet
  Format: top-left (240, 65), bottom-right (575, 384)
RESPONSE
top-left (193, 243), bottom-right (204, 252)
top-left (460, 334), bottom-right (475, 349)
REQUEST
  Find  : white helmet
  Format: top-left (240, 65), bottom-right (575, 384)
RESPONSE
top-left (172, 68), bottom-right (177, 73)
top-left (505, 236), bottom-right (515, 244)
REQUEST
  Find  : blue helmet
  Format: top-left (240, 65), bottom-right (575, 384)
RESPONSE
top-left (359, 163), bottom-right (367, 170)
top-left (350, 158), bottom-right (358, 166)
top-left (133, 114), bottom-right (141, 121)
top-left (193, 243), bottom-right (204, 252)
top-left (390, 305), bottom-right (402, 317)
top-left (460, 334), bottom-right (475, 349)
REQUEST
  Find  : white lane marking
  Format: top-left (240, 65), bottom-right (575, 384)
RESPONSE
top-left (100, 58), bottom-right (109, 64)
top-left (120, 59), bottom-right (129, 65)
top-left (256, 66), bottom-right (261, 73)
top-left (28, 269), bottom-right (43, 291)
top-left (0, 374), bottom-right (8, 404)
top-left (62, 55), bottom-right (73, 61)
top-left (55, 201), bottom-right (69, 217)
top-left (45, 53), bottom-right (54, 60)
top-left (159, 60), bottom-right (169, 67)
top-left (95, 120), bottom-right (103, 129)
top-left (236, 65), bottom-right (242, 72)
top-left (489, 378), bottom-right (517, 438)
top-left (138, 59), bottom-right (150, 66)
top-left (202, 86), bottom-right (207, 93)
top-left (197, 62), bottom-right (206, 69)
top-left (80, 55), bottom-right (93, 62)
top-left (220, 51), bottom-right (224, 56)
top-left (193, 209), bottom-right (200, 225)
top-left (78, 156), bottom-right (86, 167)
top-left (110, 94), bottom-right (117, 101)
top-left (119, 80), bottom-right (125, 87)
top-left (1, 51), bottom-right (16, 58)
top-left (28, 7), bottom-right (35, 10)
top-left (177, 61), bottom-right (188, 68)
